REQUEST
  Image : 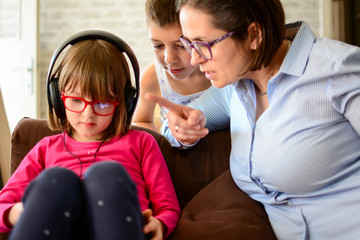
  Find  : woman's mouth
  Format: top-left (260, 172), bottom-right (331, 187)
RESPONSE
top-left (205, 71), bottom-right (215, 79)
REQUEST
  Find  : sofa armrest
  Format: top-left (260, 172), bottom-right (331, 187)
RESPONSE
top-left (10, 117), bottom-right (61, 175)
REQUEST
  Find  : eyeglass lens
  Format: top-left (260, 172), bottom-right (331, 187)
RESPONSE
top-left (180, 38), bottom-right (212, 60)
top-left (64, 97), bottom-right (116, 116)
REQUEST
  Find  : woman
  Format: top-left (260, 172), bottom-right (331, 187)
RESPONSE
top-left (147, 0), bottom-right (360, 239)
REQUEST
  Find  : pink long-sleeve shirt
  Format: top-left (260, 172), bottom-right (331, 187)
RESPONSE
top-left (0, 129), bottom-right (180, 237)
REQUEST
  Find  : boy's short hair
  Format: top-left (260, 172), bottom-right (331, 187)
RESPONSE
top-left (145, 0), bottom-right (180, 27)
top-left (48, 39), bottom-right (131, 140)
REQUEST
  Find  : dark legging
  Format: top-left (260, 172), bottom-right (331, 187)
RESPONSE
top-left (9, 162), bottom-right (145, 240)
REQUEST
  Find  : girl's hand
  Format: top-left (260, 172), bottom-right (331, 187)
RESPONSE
top-left (8, 202), bottom-right (24, 227)
top-left (145, 93), bottom-right (209, 145)
top-left (142, 209), bottom-right (164, 240)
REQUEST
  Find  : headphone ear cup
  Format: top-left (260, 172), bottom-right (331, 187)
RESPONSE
top-left (124, 82), bottom-right (137, 123)
top-left (49, 78), bottom-right (66, 119)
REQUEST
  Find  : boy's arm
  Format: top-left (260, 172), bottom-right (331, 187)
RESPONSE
top-left (132, 62), bottom-right (161, 132)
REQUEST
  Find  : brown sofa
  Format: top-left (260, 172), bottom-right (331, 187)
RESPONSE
top-left (0, 117), bottom-right (276, 239)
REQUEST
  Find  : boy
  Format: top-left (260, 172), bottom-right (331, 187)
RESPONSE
top-left (132, 0), bottom-right (211, 133)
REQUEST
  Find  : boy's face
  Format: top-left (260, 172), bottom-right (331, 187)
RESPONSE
top-left (147, 22), bottom-right (198, 80)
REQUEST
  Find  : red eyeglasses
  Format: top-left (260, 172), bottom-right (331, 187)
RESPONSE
top-left (61, 95), bottom-right (119, 116)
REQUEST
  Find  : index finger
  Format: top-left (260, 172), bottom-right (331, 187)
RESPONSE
top-left (145, 93), bottom-right (181, 112)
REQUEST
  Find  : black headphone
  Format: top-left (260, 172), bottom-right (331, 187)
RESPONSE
top-left (46, 30), bottom-right (139, 124)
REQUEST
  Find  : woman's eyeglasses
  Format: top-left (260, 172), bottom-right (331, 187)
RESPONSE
top-left (61, 95), bottom-right (119, 116)
top-left (179, 31), bottom-right (237, 60)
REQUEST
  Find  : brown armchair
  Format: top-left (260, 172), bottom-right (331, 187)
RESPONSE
top-left (0, 117), bottom-right (276, 240)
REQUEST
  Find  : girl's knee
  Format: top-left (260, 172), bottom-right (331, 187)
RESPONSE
top-left (84, 161), bottom-right (132, 183)
top-left (23, 167), bottom-right (81, 203)
top-left (82, 161), bottom-right (136, 194)
top-left (38, 167), bottom-right (79, 182)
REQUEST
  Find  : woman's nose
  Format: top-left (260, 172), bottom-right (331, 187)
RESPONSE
top-left (190, 48), bottom-right (206, 66)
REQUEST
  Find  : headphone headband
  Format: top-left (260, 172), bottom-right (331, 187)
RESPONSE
top-left (46, 30), bottom-right (139, 88)
top-left (46, 30), bottom-right (140, 123)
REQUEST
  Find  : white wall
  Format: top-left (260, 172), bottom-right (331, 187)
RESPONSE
top-left (282, 0), bottom-right (321, 37)
top-left (37, 0), bottom-right (153, 119)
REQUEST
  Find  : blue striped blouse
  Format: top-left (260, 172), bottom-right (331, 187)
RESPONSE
top-left (164, 21), bottom-right (360, 239)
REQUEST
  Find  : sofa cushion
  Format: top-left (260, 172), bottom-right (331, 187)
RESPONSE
top-left (159, 128), bottom-right (231, 209)
top-left (168, 170), bottom-right (276, 240)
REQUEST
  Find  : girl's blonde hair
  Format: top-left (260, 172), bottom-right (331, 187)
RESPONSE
top-left (48, 39), bottom-right (131, 140)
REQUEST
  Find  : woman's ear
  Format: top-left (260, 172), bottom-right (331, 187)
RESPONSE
top-left (248, 22), bottom-right (262, 50)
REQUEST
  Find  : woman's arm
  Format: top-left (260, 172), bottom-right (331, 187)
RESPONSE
top-left (327, 47), bottom-right (360, 135)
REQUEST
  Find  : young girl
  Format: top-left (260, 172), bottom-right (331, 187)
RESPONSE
top-left (132, 0), bottom-right (211, 135)
top-left (0, 34), bottom-right (180, 240)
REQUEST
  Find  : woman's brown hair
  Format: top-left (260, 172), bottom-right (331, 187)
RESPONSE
top-left (48, 39), bottom-right (131, 140)
top-left (176, 0), bottom-right (285, 72)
